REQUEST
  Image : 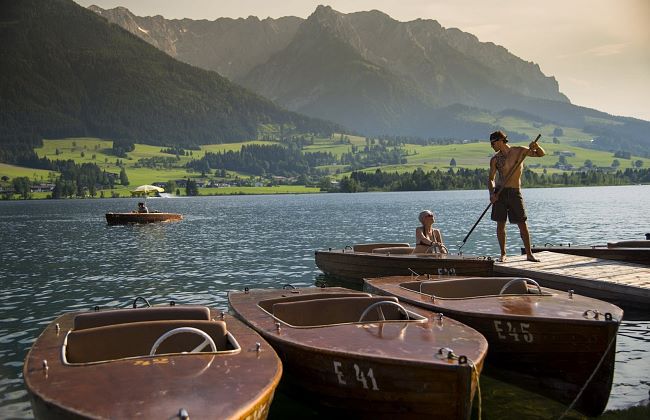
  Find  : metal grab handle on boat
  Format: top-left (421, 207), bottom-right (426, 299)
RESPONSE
top-left (132, 296), bottom-right (151, 308)
top-left (499, 278), bottom-right (542, 295)
top-left (418, 281), bottom-right (437, 301)
top-left (149, 327), bottom-right (217, 356)
top-left (358, 301), bottom-right (409, 322)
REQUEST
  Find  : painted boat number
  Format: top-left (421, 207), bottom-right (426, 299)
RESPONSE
top-left (333, 361), bottom-right (380, 390)
top-left (493, 320), bottom-right (533, 343)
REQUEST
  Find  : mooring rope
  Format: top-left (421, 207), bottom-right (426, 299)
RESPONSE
top-left (557, 316), bottom-right (621, 420)
top-left (469, 359), bottom-right (482, 420)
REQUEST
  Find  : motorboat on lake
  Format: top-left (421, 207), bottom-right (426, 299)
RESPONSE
top-left (229, 286), bottom-right (488, 419)
top-left (105, 211), bottom-right (183, 225)
top-left (23, 299), bottom-right (282, 419)
top-left (364, 275), bottom-right (623, 417)
top-left (315, 242), bottom-right (494, 284)
top-left (107, 184), bottom-right (182, 225)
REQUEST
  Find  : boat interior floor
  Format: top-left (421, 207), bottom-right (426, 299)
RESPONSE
top-left (258, 293), bottom-right (426, 327)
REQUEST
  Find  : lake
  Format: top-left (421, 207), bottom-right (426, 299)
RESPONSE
top-left (1, 185), bottom-right (649, 418)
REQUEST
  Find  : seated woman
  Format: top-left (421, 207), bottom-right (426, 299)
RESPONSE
top-left (137, 202), bottom-right (149, 213)
top-left (414, 210), bottom-right (448, 254)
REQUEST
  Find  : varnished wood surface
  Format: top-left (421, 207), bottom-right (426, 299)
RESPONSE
top-left (365, 275), bottom-right (623, 321)
top-left (529, 245), bottom-right (650, 266)
top-left (364, 276), bottom-right (622, 416)
top-left (315, 249), bottom-right (493, 284)
top-left (229, 287), bottom-right (488, 419)
top-left (105, 212), bottom-right (183, 225)
top-left (23, 308), bottom-right (282, 419)
top-left (495, 251), bottom-right (650, 309)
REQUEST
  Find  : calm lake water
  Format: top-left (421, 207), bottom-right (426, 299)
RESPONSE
top-left (1, 185), bottom-right (649, 418)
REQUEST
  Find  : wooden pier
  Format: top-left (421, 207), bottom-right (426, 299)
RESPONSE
top-left (494, 251), bottom-right (650, 311)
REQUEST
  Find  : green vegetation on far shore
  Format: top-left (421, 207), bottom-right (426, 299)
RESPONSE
top-left (1, 134), bottom-right (649, 200)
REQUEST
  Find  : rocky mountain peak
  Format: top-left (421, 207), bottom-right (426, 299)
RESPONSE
top-left (87, 3), bottom-right (574, 136)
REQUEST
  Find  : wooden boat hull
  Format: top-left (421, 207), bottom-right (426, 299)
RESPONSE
top-left (364, 276), bottom-right (623, 417)
top-left (24, 306), bottom-right (282, 419)
top-left (315, 245), bottom-right (494, 284)
top-left (229, 287), bottom-right (488, 419)
top-left (528, 245), bottom-right (650, 266)
top-left (105, 212), bottom-right (183, 225)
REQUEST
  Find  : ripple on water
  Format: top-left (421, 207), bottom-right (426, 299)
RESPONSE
top-left (1, 188), bottom-right (649, 417)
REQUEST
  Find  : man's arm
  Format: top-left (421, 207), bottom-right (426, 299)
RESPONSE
top-left (527, 141), bottom-right (545, 157)
top-left (488, 156), bottom-right (498, 203)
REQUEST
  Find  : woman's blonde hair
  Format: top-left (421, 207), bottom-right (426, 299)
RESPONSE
top-left (418, 210), bottom-right (434, 224)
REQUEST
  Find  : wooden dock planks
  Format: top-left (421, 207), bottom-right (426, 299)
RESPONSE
top-left (494, 251), bottom-right (650, 310)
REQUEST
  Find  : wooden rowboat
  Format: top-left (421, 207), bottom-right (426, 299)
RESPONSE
top-left (364, 276), bottom-right (623, 417)
top-left (24, 301), bottom-right (282, 419)
top-left (229, 286), bottom-right (488, 419)
top-left (315, 243), bottom-right (494, 284)
top-left (105, 212), bottom-right (183, 225)
top-left (527, 241), bottom-right (650, 266)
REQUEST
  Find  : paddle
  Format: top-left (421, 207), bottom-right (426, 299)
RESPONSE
top-left (458, 134), bottom-right (541, 252)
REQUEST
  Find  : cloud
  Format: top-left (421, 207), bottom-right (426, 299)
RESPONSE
top-left (583, 43), bottom-right (628, 57)
top-left (556, 43), bottom-right (628, 59)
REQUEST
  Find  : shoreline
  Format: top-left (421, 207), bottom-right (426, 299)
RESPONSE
top-left (2, 182), bottom-right (648, 201)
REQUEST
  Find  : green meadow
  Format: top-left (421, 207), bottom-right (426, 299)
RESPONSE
top-left (29, 135), bottom-right (650, 177)
top-left (0, 163), bottom-right (56, 181)
top-left (2, 130), bottom-right (648, 199)
top-left (334, 140), bottom-right (649, 178)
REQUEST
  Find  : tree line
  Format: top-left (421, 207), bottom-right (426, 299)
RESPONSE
top-left (338, 168), bottom-right (650, 192)
top-left (187, 144), bottom-right (336, 177)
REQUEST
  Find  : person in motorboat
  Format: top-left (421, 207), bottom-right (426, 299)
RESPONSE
top-left (487, 130), bottom-right (545, 262)
top-left (137, 202), bottom-right (149, 213)
top-left (414, 210), bottom-right (448, 254)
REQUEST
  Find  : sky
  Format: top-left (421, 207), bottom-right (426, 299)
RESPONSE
top-left (75, 0), bottom-right (650, 121)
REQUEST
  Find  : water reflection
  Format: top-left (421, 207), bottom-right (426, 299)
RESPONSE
top-left (0, 186), bottom-right (649, 418)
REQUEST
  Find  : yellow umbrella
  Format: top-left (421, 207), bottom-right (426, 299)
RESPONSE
top-left (131, 184), bottom-right (164, 197)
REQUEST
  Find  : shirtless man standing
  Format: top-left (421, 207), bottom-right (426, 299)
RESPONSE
top-left (487, 130), bottom-right (545, 262)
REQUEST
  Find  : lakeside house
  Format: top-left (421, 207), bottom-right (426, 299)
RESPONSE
top-left (30, 183), bottom-right (55, 192)
top-left (553, 151), bottom-right (576, 157)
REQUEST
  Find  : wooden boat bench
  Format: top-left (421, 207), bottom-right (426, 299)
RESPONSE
top-left (271, 296), bottom-right (404, 327)
top-left (73, 306), bottom-right (212, 330)
top-left (65, 319), bottom-right (229, 364)
top-left (372, 246), bottom-right (416, 255)
top-left (607, 240), bottom-right (650, 248)
top-left (353, 243), bottom-right (410, 253)
top-left (258, 292), bottom-right (371, 312)
top-left (404, 277), bottom-right (533, 298)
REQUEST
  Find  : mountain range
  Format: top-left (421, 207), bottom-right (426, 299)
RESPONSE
top-left (90, 4), bottom-right (650, 155)
top-left (91, 5), bottom-right (566, 135)
top-left (0, 0), bottom-right (647, 157)
top-left (0, 0), bottom-right (335, 151)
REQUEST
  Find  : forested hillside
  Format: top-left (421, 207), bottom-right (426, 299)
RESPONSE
top-left (0, 0), bottom-right (337, 153)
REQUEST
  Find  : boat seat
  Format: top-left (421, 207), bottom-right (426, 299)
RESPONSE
top-left (353, 243), bottom-right (410, 253)
top-left (607, 240), bottom-right (650, 248)
top-left (73, 306), bottom-right (211, 330)
top-left (372, 246), bottom-right (416, 255)
top-left (66, 320), bottom-right (228, 364)
top-left (272, 296), bottom-right (402, 327)
top-left (258, 292), bottom-right (371, 313)
top-left (407, 277), bottom-right (530, 298)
